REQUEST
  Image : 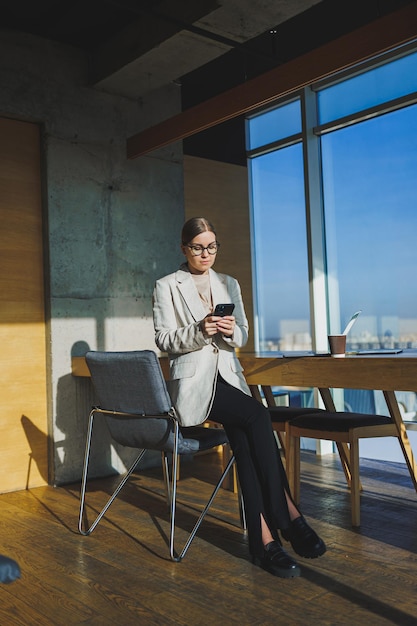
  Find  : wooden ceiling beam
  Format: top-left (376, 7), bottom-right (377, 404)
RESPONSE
top-left (127, 2), bottom-right (417, 159)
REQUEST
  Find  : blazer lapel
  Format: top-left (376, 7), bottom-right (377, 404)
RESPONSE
top-left (175, 267), bottom-right (207, 321)
top-left (175, 266), bottom-right (231, 321)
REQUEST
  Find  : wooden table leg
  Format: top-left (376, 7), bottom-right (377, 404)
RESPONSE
top-left (383, 390), bottom-right (417, 492)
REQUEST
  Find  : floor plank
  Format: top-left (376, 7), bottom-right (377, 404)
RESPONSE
top-left (1, 450), bottom-right (417, 625)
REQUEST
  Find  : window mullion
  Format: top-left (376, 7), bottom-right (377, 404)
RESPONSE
top-left (302, 87), bottom-right (329, 353)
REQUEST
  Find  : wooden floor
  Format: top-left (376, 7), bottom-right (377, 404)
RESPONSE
top-left (1, 449), bottom-right (417, 625)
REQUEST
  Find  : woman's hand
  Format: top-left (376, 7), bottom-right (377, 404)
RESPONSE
top-left (200, 314), bottom-right (235, 338)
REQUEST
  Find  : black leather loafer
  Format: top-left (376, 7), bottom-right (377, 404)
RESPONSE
top-left (253, 540), bottom-right (301, 578)
top-left (281, 516), bottom-right (326, 559)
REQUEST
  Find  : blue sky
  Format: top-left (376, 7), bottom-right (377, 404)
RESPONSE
top-left (249, 57), bottom-right (417, 340)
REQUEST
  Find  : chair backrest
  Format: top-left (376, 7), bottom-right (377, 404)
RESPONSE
top-left (86, 350), bottom-right (172, 415)
top-left (85, 350), bottom-right (176, 450)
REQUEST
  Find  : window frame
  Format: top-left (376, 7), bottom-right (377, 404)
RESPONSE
top-left (246, 41), bottom-right (417, 354)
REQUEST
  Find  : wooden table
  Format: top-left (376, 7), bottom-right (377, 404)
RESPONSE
top-left (238, 351), bottom-right (417, 491)
top-left (72, 351), bottom-right (417, 490)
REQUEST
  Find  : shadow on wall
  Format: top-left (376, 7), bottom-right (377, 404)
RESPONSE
top-left (20, 415), bottom-right (49, 486)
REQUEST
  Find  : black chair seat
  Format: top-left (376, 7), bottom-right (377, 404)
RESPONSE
top-left (289, 412), bottom-right (392, 432)
top-left (268, 406), bottom-right (326, 424)
top-left (180, 425), bottom-right (228, 452)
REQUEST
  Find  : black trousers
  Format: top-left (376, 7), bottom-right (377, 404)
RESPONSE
top-left (208, 376), bottom-right (293, 558)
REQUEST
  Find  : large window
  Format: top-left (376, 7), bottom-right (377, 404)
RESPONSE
top-left (247, 100), bottom-right (311, 351)
top-left (246, 46), bottom-right (417, 456)
top-left (247, 46), bottom-right (417, 354)
top-left (322, 104), bottom-right (417, 349)
top-left (249, 143), bottom-right (311, 351)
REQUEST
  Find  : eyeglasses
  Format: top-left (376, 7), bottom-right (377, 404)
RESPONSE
top-left (186, 242), bottom-right (220, 256)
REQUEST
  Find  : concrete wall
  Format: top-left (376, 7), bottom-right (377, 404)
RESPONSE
top-left (184, 155), bottom-right (254, 352)
top-left (0, 31), bottom-right (185, 484)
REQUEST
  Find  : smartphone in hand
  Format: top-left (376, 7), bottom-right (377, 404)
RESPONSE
top-left (213, 303), bottom-right (235, 316)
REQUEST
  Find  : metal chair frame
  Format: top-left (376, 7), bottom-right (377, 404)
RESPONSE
top-left (78, 405), bottom-right (240, 562)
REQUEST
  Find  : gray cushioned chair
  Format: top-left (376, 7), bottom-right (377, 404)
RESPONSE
top-left (78, 350), bottom-right (242, 561)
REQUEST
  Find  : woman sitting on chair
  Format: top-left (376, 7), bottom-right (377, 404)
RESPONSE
top-left (152, 217), bottom-right (326, 579)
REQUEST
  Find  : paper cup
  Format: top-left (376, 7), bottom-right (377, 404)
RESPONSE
top-left (328, 334), bottom-right (346, 358)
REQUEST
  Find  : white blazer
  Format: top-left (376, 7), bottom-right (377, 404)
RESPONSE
top-left (153, 264), bottom-right (251, 426)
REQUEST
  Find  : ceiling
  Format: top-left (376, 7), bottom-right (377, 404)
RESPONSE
top-left (4, 0), bottom-right (412, 102)
top-left (0, 0), bottom-right (411, 101)
top-left (2, 0), bottom-right (323, 99)
top-left (2, 0), bottom-right (414, 163)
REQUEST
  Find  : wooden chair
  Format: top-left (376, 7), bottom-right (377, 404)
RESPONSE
top-left (286, 410), bottom-right (398, 526)
top-left (249, 384), bottom-right (326, 469)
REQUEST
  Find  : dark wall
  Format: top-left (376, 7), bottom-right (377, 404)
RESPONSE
top-left (181, 0), bottom-right (414, 165)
